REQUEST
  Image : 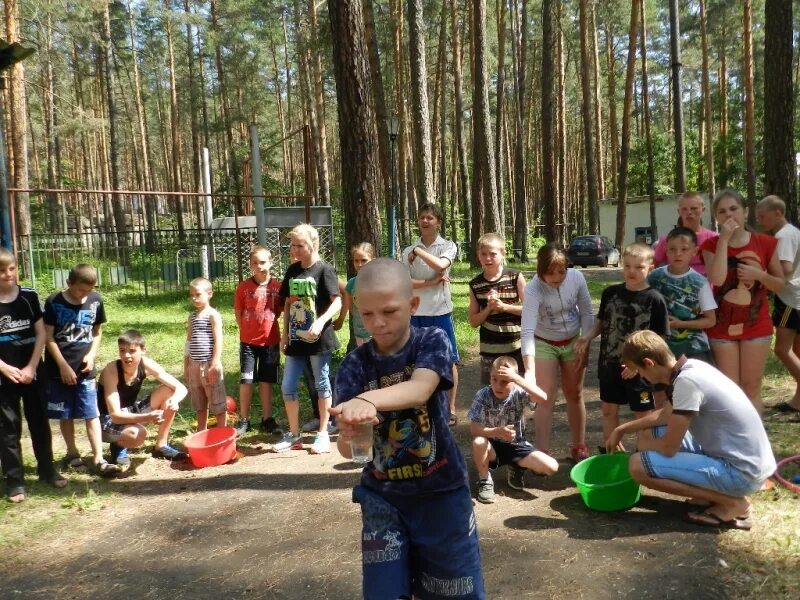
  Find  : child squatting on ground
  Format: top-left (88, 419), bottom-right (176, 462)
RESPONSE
top-left (184, 277), bottom-right (227, 431)
top-left (45, 263), bottom-right (119, 477)
top-left (0, 248), bottom-right (67, 502)
top-left (608, 330), bottom-right (776, 530)
top-left (331, 258), bottom-right (486, 600)
top-left (97, 330), bottom-right (189, 469)
top-left (233, 246), bottom-right (283, 436)
top-left (469, 356), bottom-right (558, 504)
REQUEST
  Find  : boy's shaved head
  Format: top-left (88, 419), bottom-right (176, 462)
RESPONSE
top-left (356, 258), bottom-right (413, 298)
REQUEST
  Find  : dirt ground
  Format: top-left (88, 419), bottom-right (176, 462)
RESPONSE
top-left (2, 268), bottom-right (733, 600)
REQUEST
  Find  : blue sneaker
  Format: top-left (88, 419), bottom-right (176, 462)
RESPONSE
top-left (110, 443), bottom-right (131, 470)
top-left (152, 444), bottom-right (188, 461)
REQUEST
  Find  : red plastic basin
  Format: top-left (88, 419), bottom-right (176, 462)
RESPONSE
top-left (183, 427), bottom-right (237, 468)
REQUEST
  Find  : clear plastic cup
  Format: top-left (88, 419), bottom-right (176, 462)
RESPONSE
top-left (350, 421), bottom-right (374, 464)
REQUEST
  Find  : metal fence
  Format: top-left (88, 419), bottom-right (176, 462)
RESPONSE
top-left (13, 189), bottom-right (337, 297)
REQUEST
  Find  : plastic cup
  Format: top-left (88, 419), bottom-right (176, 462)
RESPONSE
top-left (350, 422), bottom-right (374, 464)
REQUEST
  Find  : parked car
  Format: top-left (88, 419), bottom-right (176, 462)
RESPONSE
top-left (566, 235), bottom-right (620, 268)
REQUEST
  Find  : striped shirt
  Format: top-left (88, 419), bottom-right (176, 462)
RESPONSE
top-left (188, 310), bottom-right (216, 361)
top-left (468, 268), bottom-right (522, 356)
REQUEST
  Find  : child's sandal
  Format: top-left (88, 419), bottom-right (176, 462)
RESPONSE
top-left (7, 486), bottom-right (25, 503)
top-left (61, 454), bottom-right (84, 471)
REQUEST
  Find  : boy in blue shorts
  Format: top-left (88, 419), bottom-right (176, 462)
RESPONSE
top-left (469, 356), bottom-right (557, 504)
top-left (45, 264), bottom-right (119, 477)
top-left (331, 258), bottom-right (485, 600)
top-left (576, 243), bottom-right (670, 451)
top-left (607, 331), bottom-right (775, 530)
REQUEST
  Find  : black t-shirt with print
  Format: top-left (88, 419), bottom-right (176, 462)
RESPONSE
top-left (279, 261), bottom-right (340, 356)
top-left (43, 290), bottom-right (107, 380)
top-left (597, 284), bottom-right (669, 372)
top-left (0, 286), bottom-right (43, 378)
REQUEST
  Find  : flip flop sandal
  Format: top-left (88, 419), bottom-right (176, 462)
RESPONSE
top-left (773, 401), bottom-right (800, 413)
top-left (683, 499), bottom-right (749, 520)
top-left (685, 510), bottom-right (752, 531)
top-left (7, 486), bottom-right (25, 503)
top-left (448, 415), bottom-right (458, 427)
top-left (93, 461), bottom-right (121, 478)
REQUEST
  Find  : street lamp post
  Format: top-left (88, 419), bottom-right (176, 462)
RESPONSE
top-left (388, 115), bottom-right (399, 258)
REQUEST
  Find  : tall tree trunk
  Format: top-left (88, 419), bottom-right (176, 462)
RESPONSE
top-left (268, 35), bottom-right (291, 190)
top-left (430, 4), bottom-right (447, 202)
top-left (450, 0), bottom-right (471, 243)
top-left (407, 0), bottom-right (434, 207)
top-left (494, 0), bottom-right (507, 231)
top-left (743, 0), bottom-right (757, 223)
top-left (615, 0), bottom-right (640, 247)
top-left (699, 0), bottom-right (716, 201)
top-left (580, 0), bottom-right (599, 235)
top-left (100, 0), bottom-right (128, 258)
top-left (718, 22), bottom-right (729, 187)
top-left (763, 0), bottom-right (795, 219)
top-left (511, 0), bottom-right (529, 260)
top-left (541, 0), bottom-right (556, 242)
top-left (590, 0), bottom-right (605, 200)
top-left (604, 20), bottom-right (619, 200)
top-left (184, 0), bottom-right (201, 195)
top-left (668, 0), bottom-right (686, 192)
top-left (164, 0), bottom-right (186, 242)
top-left (126, 2), bottom-right (157, 235)
top-left (639, 0), bottom-right (656, 239)
top-left (363, 0), bottom-right (391, 213)
top-left (555, 0), bottom-right (566, 243)
top-left (4, 0), bottom-right (31, 258)
top-left (326, 0), bottom-right (382, 268)
top-left (472, 0), bottom-right (500, 243)
top-left (307, 0), bottom-right (331, 205)
top-left (210, 0), bottom-right (237, 195)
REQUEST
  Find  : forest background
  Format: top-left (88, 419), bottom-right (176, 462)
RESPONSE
top-left (1, 0), bottom-right (797, 269)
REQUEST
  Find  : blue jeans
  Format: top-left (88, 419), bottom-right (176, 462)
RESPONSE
top-left (639, 426), bottom-right (762, 497)
top-left (353, 484), bottom-right (485, 600)
top-left (282, 353), bottom-right (332, 401)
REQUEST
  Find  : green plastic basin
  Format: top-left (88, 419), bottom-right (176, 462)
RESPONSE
top-left (569, 452), bottom-right (641, 512)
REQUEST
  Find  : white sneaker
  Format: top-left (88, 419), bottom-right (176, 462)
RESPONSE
top-left (309, 432), bottom-right (331, 454)
top-left (302, 418), bottom-right (320, 433)
top-left (273, 432), bottom-right (303, 452)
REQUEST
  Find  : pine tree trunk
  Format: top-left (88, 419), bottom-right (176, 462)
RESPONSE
top-left (4, 0), bottom-right (31, 257)
top-left (699, 0), bottom-right (716, 201)
top-left (163, 1), bottom-right (186, 242)
top-left (615, 0), bottom-right (640, 247)
top-left (668, 0), bottom-right (686, 192)
top-left (363, 0), bottom-right (391, 213)
top-left (407, 0), bottom-right (434, 207)
top-left (580, 0), bottom-right (599, 235)
top-left (590, 0), bottom-right (605, 200)
top-left (473, 0), bottom-right (500, 241)
top-left (555, 0), bottom-right (566, 244)
top-left (604, 21), bottom-right (619, 201)
top-left (307, 0), bottom-right (331, 205)
top-left (100, 0), bottom-right (128, 258)
top-left (541, 0), bottom-right (556, 242)
top-left (494, 0), bottom-right (507, 232)
top-left (639, 0), bottom-right (657, 239)
top-left (743, 0), bottom-right (757, 222)
top-left (511, 0), bottom-right (528, 260)
top-left (326, 0), bottom-right (382, 262)
top-left (763, 0), bottom-right (795, 219)
top-left (184, 0), bottom-right (201, 195)
top-left (450, 0), bottom-right (471, 244)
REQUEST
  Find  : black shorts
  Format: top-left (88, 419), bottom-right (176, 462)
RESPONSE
top-left (598, 367), bottom-right (654, 412)
top-left (772, 296), bottom-right (800, 332)
top-left (239, 343), bottom-right (279, 384)
top-left (488, 439), bottom-right (536, 468)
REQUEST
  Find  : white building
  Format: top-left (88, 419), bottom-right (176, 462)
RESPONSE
top-left (598, 193), bottom-right (712, 245)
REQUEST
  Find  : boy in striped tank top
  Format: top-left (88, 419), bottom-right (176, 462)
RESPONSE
top-left (468, 233), bottom-right (527, 385)
top-left (184, 277), bottom-right (227, 431)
